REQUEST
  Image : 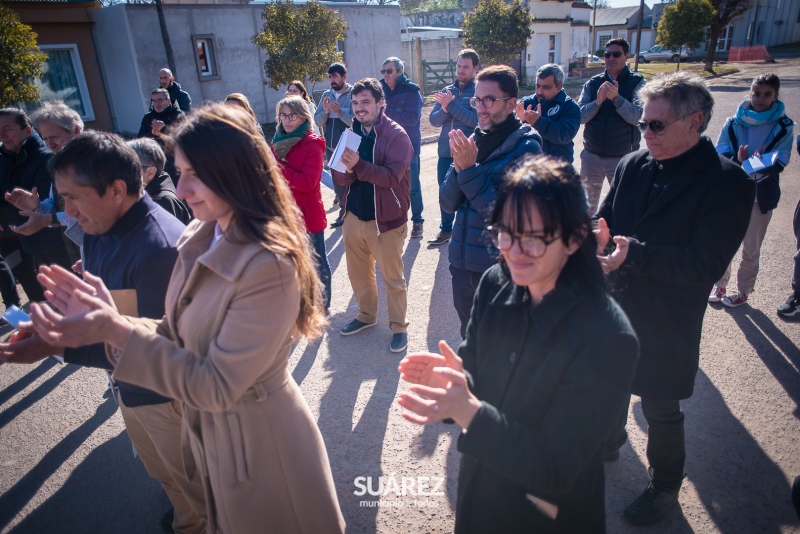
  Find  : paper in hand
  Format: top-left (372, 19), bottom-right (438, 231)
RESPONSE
top-left (2, 305), bottom-right (65, 363)
top-left (329, 129), bottom-right (362, 173)
top-left (742, 151), bottom-right (780, 175)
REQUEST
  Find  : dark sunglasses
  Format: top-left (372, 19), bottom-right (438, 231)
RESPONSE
top-left (604, 51), bottom-right (623, 58)
top-left (380, 69), bottom-right (395, 74)
top-left (636, 118), bottom-right (680, 135)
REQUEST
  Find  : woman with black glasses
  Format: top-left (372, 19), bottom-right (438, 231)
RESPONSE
top-left (398, 156), bottom-right (639, 532)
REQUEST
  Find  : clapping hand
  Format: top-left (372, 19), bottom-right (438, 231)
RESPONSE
top-left (515, 101), bottom-right (541, 125)
top-left (322, 97), bottom-right (331, 114)
top-left (5, 187), bottom-right (40, 211)
top-left (594, 217), bottom-right (610, 254)
top-left (434, 90), bottom-right (455, 112)
top-left (597, 235), bottom-right (630, 274)
top-left (329, 100), bottom-right (341, 116)
top-left (397, 340), bottom-right (481, 429)
top-left (448, 129), bottom-right (478, 173)
top-left (151, 120), bottom-right (166, 137)
top-left (10, 211), bottom-right (51, 236)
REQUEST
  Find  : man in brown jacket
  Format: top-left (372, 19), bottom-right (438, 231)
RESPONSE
top-left (333, 78), bottom-right (412, 353)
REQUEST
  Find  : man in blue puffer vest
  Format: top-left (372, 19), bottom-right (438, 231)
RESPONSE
top-left (440, 65), bottom-right (542, 337)
top-left (381, 57), bottom-right (424, 239)
top-left (517, 63), bottom-right (581, 163)
top-left (578, 38), bottom-right (645, 215)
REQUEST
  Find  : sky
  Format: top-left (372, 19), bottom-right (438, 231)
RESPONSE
top-left (604, 0), bottom-right (653, 7)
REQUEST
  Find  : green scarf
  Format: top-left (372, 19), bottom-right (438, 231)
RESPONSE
top-left (272, 122), bottom-right (310, 160)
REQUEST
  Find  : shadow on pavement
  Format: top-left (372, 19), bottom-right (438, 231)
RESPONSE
top-left (728, 306), bottom-right (800, 418)
top-left (409, 423), bottom-right (461, 512)
top-left (0, 358), bottom-right (57, 406)
top-left (0, 363), bottom-right (80, 429)
top-left (8, 429), bottom-right (167, 534)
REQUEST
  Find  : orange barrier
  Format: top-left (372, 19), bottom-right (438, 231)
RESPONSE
top-left (728, 45), bottom-right (771, 62)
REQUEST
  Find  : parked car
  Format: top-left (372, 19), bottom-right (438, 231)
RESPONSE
top-left (588, 54), bottom-right (601, 63)
top-left (637, 45), bottom-right (694, 63)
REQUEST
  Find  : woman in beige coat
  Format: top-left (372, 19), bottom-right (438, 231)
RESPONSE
top-left (28, 104), bottom-right (345, 534)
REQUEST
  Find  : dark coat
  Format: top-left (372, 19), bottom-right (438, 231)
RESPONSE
top-left (138, 102), bottom-right (185, 139)
top-left (455, 265), bottom-right (639, 533)
top-left (518, 89), bottom-right (580, 163)
top-left (440, 124), bottom-right (542, 274)
top-left (429, 78), bottom-right (478, 157)
top-left (145, 172), bottom-right (191, 225)
top-left (597, 137), bottom-right (755, 399)
top-left (0, 131), bottom-right (66, 255)
top-left (381, 75), bottom-right (423, 155)
top-left (167, 80), bottom-right (192, 113)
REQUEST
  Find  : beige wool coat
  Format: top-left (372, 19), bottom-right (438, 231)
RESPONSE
top-left (109, 220), bottom-right (345, 534)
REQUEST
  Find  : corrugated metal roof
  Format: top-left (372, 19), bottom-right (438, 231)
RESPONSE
top-left (592, 5), bottom-right (641, 27)
top-left (1, 0), bottom-right (101, 3)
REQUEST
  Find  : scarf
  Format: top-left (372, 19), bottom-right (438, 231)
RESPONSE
top-left (734, 99), bottom-right (785, 127)
top-left (473, 114), bottom-right (521, 164)
top-left (272, 122), bottom-right (310, 160)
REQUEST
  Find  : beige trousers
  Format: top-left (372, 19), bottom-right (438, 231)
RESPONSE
top-left (717, 203), bottom-right (772, 295)
top-left (342, 213), bottom-right (409, 333)
top-left (119, 397), bottom-right (207, 534)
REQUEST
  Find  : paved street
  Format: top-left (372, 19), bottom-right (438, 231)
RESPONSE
top-left (1, 60), bottom-right (800, 533)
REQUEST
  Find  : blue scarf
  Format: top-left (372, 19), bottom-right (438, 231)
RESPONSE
top-left (734, 99), bottom-right (785, 127)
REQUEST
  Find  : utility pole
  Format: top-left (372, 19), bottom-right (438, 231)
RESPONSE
top-left (155, 0), bottom-right (177, 76)
top-left (590, 0), bottom-right (598, 56)
top-left (634, 0), bottom-right (645, 71)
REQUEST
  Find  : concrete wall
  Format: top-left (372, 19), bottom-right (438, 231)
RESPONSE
top-left (93, 3), bottom-right (400, 134)
top-left (402, 8), bottom-right (464, 29)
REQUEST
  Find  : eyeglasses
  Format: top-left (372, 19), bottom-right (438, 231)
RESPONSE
top-left (469, 96), bottom-right (512, 109)
top-left (380, 69), bottom-right (395, 75)
top-left (604, 51), bottom-right (624, 58)
top-left (279, 113), bottom-right (298, 121)
top-left (487, 225), bottom-right (561, 259)
top-left (637, 118), bottom-right (681, 135)
top-left (151, 99), bottom-right (168, 104)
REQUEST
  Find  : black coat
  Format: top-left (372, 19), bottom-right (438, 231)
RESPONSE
top-left (597, 137), bottom-right (755, 399)
top-left (137, 102), bottom-right (185, 139)
top-left (455, 265), bottom-right (639, 533)
top-left (167, 80), bottom-right (192, 113)
top-left (145, 172), bottom-right (191, 224)
top-left (0, 131), bottom-right (66, 255)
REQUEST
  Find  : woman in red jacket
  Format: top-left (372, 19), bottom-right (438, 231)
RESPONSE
top-left (272, 96), bottom-right (331, 316)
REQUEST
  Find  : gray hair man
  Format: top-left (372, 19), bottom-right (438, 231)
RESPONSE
top-left (380, 56), bottom-right (424, 238)
top-left (594, 72), bottom-right (755, 525)
top-left (128, 138), bottom-right (191, 224)
top-left (516, 64), bottom-right (580, 163)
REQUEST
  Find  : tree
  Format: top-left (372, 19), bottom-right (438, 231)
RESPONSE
top-left (462, 0), bottom-right (534, 66)
top-left (704, 0), bottom-right (750, 71)
top-left (0, 5), bottom-right (47, 107)
top-left (252, 0), bottom-right (348, 90)
top-left (656, 0), bottom-right (714, 70)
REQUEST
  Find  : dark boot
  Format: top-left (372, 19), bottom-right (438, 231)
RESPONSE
top-left (623, 477), bottom-right (681, 525)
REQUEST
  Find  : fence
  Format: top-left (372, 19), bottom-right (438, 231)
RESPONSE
top-left (422, 60), bottom-right (456, 93)
top-left (728, 46), bottom-right (771, 62)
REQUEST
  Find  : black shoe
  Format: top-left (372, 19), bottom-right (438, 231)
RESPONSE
top-left (792, 475), bottom-right (800, 519)
top-left (623, 481), bottom-right (680, 525)
top-left (778, 292), bottom-right (800, 317)
top-left (410, 222), bottom-right (424, 239)
top-left (160, 507), bottom-right (174, 533)
top-left (340, 318), bottom-right (376, 336)
top-left (604, 429), bottom-right (628, 462)
top-left (390, 332), bottom-right (408, 353)
top-left (427, 231), bottom-right (451, 246)
top-left (330, 217), bottom-right (344, 229)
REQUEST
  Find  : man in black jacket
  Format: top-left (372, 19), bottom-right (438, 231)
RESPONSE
top-left (138, 88), bottom-right (185, 139)
top-left (381, 57), bottom-right (424, 238)
top-left (596, 72), bottom-right (755, 525)
top-left (578, 38), bottom-right (645, 214)
top-left (0, 108), bottom-right (71, 303)
top-left (129, 137), bottom-right (191, 224)
top-left (158, 68), bottom-right (192, 113)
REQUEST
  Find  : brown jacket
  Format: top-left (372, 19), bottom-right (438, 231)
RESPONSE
top-left (332, 108), bottom-right (412, 233)
top-left (110, 220), bottom-right (345, 534)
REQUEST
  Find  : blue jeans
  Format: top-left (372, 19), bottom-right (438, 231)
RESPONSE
top-left (309, 231), bottom-right (332, 309)
top-left (437, 157), bottom-right (455, 233)
top-left (410, 153), bottom-right (423, 223)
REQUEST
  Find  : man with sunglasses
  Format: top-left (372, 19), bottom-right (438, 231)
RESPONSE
top-left (439, 65), bottom-right (542, 338)
top-left (578, 38), bottom-right (645, 214)
top-left (381, 57), bottom-right (424, 239)
top-left (595, 72), bottom-right (754, 525)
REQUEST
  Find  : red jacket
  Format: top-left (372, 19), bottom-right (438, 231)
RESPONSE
top-left (274, 132), bottom-right (327, 234)
top-left (332, 109), bottom-right (412, 233)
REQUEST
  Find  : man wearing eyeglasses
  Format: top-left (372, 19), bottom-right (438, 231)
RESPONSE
top-left (578, 38), bottom-right (645, 215)
top-left (381, 57), bottom-right (424, 239)
top-left (439, 65), bottom-right (542, 338)
top-left (137, 88), bottom-right (185, 140)
top-left (428, 49), bottom-right (480, 246)
top-left (594, 72), bottom-right (754, 525)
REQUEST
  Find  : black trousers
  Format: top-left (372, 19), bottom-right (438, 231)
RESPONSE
top-left (449, 264), bottom-right (485, 339)
top-left (0, 239), bottom-right (44, 303)
top-left (0, 251), bottom-right (20, 308)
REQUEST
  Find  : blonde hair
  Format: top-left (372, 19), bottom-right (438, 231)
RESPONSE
top-left (225, 93), bottom-right (258, 120)
top-left (275, 96), bottom-right (312, 127)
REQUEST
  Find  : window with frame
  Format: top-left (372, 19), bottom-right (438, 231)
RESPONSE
top-left (20, 44), bottom-right (95, 121)
top-left (717, 24), bottom-right (734, 51)
top-left (597, 33), bottom-right (612, 51)
top-left (193, 35), bottom-right (219, 80)
top-left (548, 35), bottom-right (556, 63)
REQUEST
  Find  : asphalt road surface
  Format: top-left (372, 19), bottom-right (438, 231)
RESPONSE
top-left (2, 59), bottom-right (799, 533)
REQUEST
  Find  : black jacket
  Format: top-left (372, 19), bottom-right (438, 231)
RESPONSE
top-left (0, 131), bottom-right (67, 255)
top-left (145, 172), bottom-right (191, 224)
top-left (167, 80), bottom-right (192, 113)
top-left (455, 265), bottom-right (638, 533)
top-left (597, 138), bottom-right (755, 399)
top-left (137, 102), bottom-right (185, 139)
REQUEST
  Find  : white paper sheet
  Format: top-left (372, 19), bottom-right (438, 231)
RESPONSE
top-left (328, 129), bottom-right (362, 173)
top-left (743, 151), bottom-right (779, 174)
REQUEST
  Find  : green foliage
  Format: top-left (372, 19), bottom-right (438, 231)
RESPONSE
top-left (252, 0), bottom-right (348, 90)
top-left (400, 0), bottom-right (460, 15)
top-left (657, 0), bottom-right (714, 70)
top-left (462, 0), bottom-right (533, 66)
top-left (0, 5), bottom-right (47, 107)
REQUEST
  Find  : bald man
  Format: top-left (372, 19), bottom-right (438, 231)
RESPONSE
top-left (157, 68), bottom-right (192, 113)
